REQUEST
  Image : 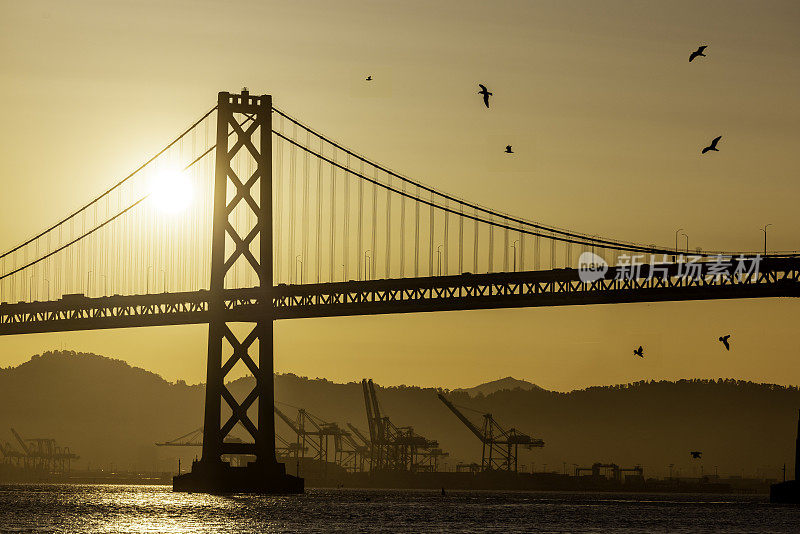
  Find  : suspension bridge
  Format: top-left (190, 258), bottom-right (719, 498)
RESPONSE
top-left (0, 91), bottom-right (797, 492)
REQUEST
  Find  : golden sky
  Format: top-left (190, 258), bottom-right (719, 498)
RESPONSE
top-left (1, 0), bottom-right (799, 390)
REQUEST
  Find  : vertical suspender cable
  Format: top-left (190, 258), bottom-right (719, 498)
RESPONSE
top-left (275, 122), bottom-right (284, 283)
top-left (330, 151), bottom-right (337, 282)
top-left (414, 186), bottom-right (420, 277)
top-left (302, 130), bottom-right (310, 284)
top-left (316, 137), bottom-right (323, 283)
top-left (288, 124), bottom-right (297, 283)
top-left (343, 154), bottom-right (350, 281)
top-left (458, 205), bottom-right (464, 275)
top-left (443, 199), bottom-right (449, 276)
top-left (473, 209), bottom-right (479, 273)
top-left (488, 215), bottom-right (494, 273)
top-left (384, 172), bottom-right (391, 279)
top-left (399, 179), bottom-right (406, 277)
top-left (357, 160), bottom-right (364, 280)
top-left (428, 192), bottom-right (435, 276)
top-left (503, 226), bottom-right (509, 272)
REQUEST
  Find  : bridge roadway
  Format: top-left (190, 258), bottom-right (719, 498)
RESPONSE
top-left (1, 258), bottom-right (799, 335)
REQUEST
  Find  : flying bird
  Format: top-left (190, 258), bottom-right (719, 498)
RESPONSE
top-left (478, 84), bottom-right (492, 108)
top-left (690, 451), bottom-right (702, 459)
top-left (365, 75), bottom-right (372, 81)
top-left (505, 145), bottom-right (513, 154)
top-left (719, 334), bottom-right (731, 351)
top-left (633, 346), bottom-right (644, 358)
top-left (701, 136), bottom-right (722, 154)
top-left (689, 45), bottom-right (708, 62)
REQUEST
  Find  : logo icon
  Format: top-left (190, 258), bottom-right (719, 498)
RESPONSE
top-left (578, 252), bottom-right (608, 283)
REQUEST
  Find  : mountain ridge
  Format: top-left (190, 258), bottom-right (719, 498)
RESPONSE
top-left (1, 351), bottom-right (797, 479)
top-left (453, 376), bottom-right (544, 397)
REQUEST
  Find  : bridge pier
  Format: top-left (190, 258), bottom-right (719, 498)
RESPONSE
top-left (174, 90), bottom-right (302, 494)
top-left (174, 458), bottom-right (301, 494)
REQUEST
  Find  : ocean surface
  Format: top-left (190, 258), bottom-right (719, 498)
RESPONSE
top-left (1, 485), bottom-right (799, 533)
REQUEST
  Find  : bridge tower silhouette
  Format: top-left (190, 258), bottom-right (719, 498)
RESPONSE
top-left (174, 91), bottom-right (302, 493)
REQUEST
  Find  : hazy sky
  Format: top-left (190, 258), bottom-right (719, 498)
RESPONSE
top-left (1, 1), bottom-right (799, 390)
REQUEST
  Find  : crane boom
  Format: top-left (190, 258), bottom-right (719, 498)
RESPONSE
top-left (155, 427), bottom-right (203, 446)
top-left (436, 394), bottom-right (486, 442)
top-left (367, 379), bottom-right (382, 422)
top-left (347, 423), bottom-right (371, 447)
top-left (361, 379), bottom-right (377, 444)
top-left (10, 428), bottom-right (29, 455)
top-left (273, 406), bottom-right (301, 435)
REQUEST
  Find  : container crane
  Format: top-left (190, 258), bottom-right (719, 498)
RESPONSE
top-left (155, 426), bottom-right (253, 467)
top-left (274, 405), bottom-right (363, 472)
top-left (362, 379), bottom-right (446, 472)
top-left (155, 427), bottom-right (203, 447)
top-left (436, 394), bottom-right (544, 472)
top-left (10, 428), bottom-right (78, 473)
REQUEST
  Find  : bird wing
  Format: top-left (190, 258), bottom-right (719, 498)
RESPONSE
top-left (702, 146), bottom-right (711, 154)
top-left (710, 135), bottom-right (722, 147)
top-left (698, 45), bottom-right (707, 53)
top-left (483, 93), bottom-right (490, 107)
top-left (478, 84), bottom-right (487, 92)
top-left (689, 52), bottom-right (698, 62)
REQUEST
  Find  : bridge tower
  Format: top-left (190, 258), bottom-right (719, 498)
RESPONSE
top-left (174, 91), bottom-right (303, 493)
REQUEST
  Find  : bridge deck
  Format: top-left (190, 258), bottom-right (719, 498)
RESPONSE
top-left (1, 259), bottom-right (798, 335)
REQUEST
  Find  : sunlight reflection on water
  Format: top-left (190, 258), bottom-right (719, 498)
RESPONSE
top-left (1, 484), bottom-right (799, 533)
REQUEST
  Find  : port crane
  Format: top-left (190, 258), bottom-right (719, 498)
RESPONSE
top-left (10, 428), bottom-right (78, 473)
top-left (155, 427), bottom-right (203, 447)
top-left (274, 405), bottom-right (367, 473)
top-left (436, 394), bottom-right (543, 472)
top-left (155, 426), bottom-right (295, 467)
top-left (575, 462), bottom-right (643, 482)
top-left (345, 423), bottom-right (373, 473)
top-left (362, 379), bottom-right (445, 472)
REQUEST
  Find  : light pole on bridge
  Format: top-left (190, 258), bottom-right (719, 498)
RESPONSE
top-left (761, 224), bottom-right (772, 255)
top-left (363, 250), bottom-right (371, 280)
top-left (511, 240), bottom-right (519, 272)
top-left (674, 228), bottom-right (684, 261)
top-left (295, 255), bottom-right (303, 284)
top-left (681, 233), bottom-right (689, 254)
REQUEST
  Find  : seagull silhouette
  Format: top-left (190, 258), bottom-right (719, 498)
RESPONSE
top-left (702, 136), bottom-right (722, 154)
top-left (689, 45), bottom-right (708, 62)
top-left (365, 75), bottom-right (372, 81)
top-left (690, 451), bottom-right (702, 459)
top-left (478, 84), bottom-right (492, 108)
top-left (505, 145), bottom-right (513, 154)
top-left (633, 346), bottom-right (644, 358)
top-left (719, 334), bottom-right (731, 351)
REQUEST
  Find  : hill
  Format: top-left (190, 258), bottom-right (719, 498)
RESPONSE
top-left (0, 351), bottom-right (798, 479)
top-left (453, 376), bottom-right (544, 397)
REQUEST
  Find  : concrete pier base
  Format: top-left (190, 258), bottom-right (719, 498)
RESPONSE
top-left (173, 460), bottom-right (303, 494)
top-left (770, 480), bottom-right (800, 504)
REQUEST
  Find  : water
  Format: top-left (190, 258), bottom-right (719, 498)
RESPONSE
top-left (1, 485), bottom-right (799, 533)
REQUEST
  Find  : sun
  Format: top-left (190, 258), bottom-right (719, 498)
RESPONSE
top-left (149, 166), bottom-right (194, 214)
